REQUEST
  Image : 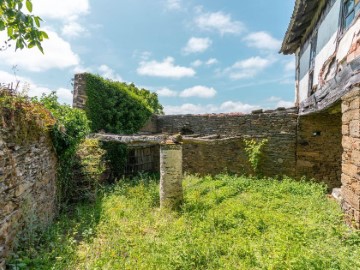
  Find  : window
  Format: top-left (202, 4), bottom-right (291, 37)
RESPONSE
top-left (309, 34), bottom-right (317, 70)
top-left (343, 0), bottom-right (360, 29)
top-left (308, 33), bottom-right (317, 96)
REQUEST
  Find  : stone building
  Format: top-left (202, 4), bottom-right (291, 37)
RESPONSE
top-left (281, 0), bottom-right (360, 226)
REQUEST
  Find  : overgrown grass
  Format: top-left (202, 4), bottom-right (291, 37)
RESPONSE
top-left (9, 175), bottom-right (360, 269)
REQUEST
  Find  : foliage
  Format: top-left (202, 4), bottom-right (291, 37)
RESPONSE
top-left (34, 92), bottom-right (90, 207)
top-left (101, 141), bottom-right (128, 180)
top-left (9, 174), bottom-right (360, 269)
top-left (244, 138), bottom-right (268, 174)
top-left (35, 92), bottom-right (90, 156)
top-left (83, 73), bottom-right (163, 134)
top-left (0, 0), bottom-right (48, 52)
top-left (0, 87), bottom-right (55, 143)
top-left (73, 139), bottom-right (107, 202)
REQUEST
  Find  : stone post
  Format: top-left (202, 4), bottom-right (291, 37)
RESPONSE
top-left (341, 88), bottom-right (360, 227)
top-left (160, 143), bottom-right (183, 210)
top-left (72, 73), bottom-right (88, 110)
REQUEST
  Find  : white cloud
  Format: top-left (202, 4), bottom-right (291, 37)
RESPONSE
top-left (179, 85), bottom-right (216, 98)
top-left (191, 60), bottom-right (203, 67)
top-left (266, 96), bottom-right (294, 108)
top-left (62, 21), bottom-right (87, 37)
top-left (55, 87), bottom-right (73, 104)
top-left (183, 37), bottom-right (212, 54)
top-left (156, 87), bottom-right (178, 97)
top-left (225, 56), bottom-right (274, 80)
top-left (219, 101), bottom-right (259, 113)
top-left (276, 100), bottom-right (294, 108)
top-left (0, 30), bottom-right (79, 72)
top-left (166, 0), bottom-right (182, 10)
top-left (33, 0), bottom-right (90, 21)
top-left (206, 58), bottom-right (218, 66)
top-left (243, 32), bottom-right (281, 51)
top-left (98, 65), bottom-right (123, 81)
top-left (284, 58), bottom-right (295, 73)
top-left (194, 9), bottom-right (245, 35)
top-left (137, 57), bottom-right (195, 79)
top-left (33, 0), bottom-right (90, 40)
top-left (73, 65), bottom-right (92, 74)
top-left (164, 101), bottom-right (259, 115)
top-left (0, 70), bottom-right (73, 104)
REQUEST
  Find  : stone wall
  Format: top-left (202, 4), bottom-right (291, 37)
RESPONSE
top-left (297, 105), bottom-right (342, 190)
top-left (0, 125), bottom-right (57, 267)
top-left (154, 108), bottom-right (299, 177)
top-left (341, 88), bottom-right (360, 227)
top-left (72, 73), bottom-right (87, 110)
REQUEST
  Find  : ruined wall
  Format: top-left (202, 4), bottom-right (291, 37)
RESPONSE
top-left (155, 108), bottom-right (298, 177)
top-left (341, 89), bottom-right (360, 227)
top-left (297, 105), bottom-right (342, 190)
top-left (72, 73), bottom-right (87, 110)
top-left (0, 127), bottom-right (57, 267)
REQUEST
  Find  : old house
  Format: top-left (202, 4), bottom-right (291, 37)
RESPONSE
top-left (281, 0), bottom-right (360, 225)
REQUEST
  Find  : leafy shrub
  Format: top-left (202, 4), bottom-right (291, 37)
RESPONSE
top-left (83, 73), bottom-right (163, 134)
top-left (35, 92), bottom-right (90, 207)
top-left (73, 139), bottom-right (107, 202)
top-left (101, 141), bottom-right (128, 180)
top-left (0, 87), bottom-right (55, 143)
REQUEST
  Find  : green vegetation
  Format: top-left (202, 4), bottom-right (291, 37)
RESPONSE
top-left (83, 73), bottom-right (163, 134)
top-left (83, 73), bottom-right (164, 177)
top-left (0, 0), bottom-right (48, 52)
top-left (244, 138), bottom-right (268, 174)
top-left (0, 87), bottom-right (55, 143)
top-left (9, 174), bottom-right (360, 269)
top-left (34, 92), bottom-right (90, 207)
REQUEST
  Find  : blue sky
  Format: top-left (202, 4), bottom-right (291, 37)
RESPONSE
top-left (0, 0), bottom-right (295, 114)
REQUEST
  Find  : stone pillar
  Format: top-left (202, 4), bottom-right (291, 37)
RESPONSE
top-left (72, 73), bottom-right (87, 110)
top-left (160, 143), bottom-right (183, 210)
top-left (341, 88), bottom-right (360, 227)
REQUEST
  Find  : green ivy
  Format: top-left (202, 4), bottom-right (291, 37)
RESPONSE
top-left (35, 92), bottom-right (90, 208)
top-left (82, 74), bottom-right (164, 180)
top-left (244, 138), bottom-right (268, 175)
top-left (83, 73), bottom-right (163, 134)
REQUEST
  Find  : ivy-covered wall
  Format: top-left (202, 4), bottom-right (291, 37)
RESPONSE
top-left (0, 90), bottom-right (58, 267)
top-left (73, 73), bottom-right (162, 134)
top-left (73, 73), bottom-right (163, 178)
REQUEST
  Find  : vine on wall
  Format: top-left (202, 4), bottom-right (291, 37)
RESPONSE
top-left (83, 74), bottom-right (164, 179)
top-left (83, 73), bottom-right (163, 134)
top-left (244, 138), bottom-right (268, 175)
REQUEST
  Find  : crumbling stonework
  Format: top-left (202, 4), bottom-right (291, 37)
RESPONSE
top-left (0, 128), bottom-right (57, 266)
top-left (341, 88), bottom-right (360, 227)
top-left (297, 105), bottom-right (342, 190)
top-left (155, 108), bottom-right (298, 177)
top-left (72, 73), bottom-right (87, 110)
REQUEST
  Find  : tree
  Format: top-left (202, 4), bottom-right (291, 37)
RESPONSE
top-left (0, 0), bottom-right (48, 53)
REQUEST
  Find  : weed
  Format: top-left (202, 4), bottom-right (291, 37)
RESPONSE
top-left (9, 175), bottom-right (360, 269)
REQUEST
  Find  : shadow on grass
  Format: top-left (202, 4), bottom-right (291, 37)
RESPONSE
top-left (8, 172), bottom-right (161, 270)
top-left (8, 193), bottom-right (103, 269)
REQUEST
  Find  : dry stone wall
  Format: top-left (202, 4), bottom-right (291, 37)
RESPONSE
top-left (297, 106), bottom-right (342, 190)
top-left (154, 108), bottom-right (299, 177)
top-left (341, 89), bottom-right (360, 227)
top-left (0, 126), bottom-right (57, 267)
